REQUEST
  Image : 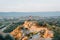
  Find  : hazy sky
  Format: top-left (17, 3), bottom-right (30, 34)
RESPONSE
top-left (0, 0), bottom-right (60, 12)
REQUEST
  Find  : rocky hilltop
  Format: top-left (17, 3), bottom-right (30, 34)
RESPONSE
top-left (10, 20), bottom-right (54, 40)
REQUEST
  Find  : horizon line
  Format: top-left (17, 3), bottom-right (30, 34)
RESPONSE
top-left (0, 11), bottom-right (60, 12)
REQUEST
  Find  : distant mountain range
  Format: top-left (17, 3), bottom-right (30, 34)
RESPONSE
top-left (0, 12), bottom-right (60, 17)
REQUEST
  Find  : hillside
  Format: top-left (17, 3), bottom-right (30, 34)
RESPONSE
top-left (0, 16), bottom-right (60, 40)
top-left (10, 20), bottom-right (54, 40)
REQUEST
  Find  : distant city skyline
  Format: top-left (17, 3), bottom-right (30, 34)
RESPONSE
top-left (0, 0), bottom-right (60, 12)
